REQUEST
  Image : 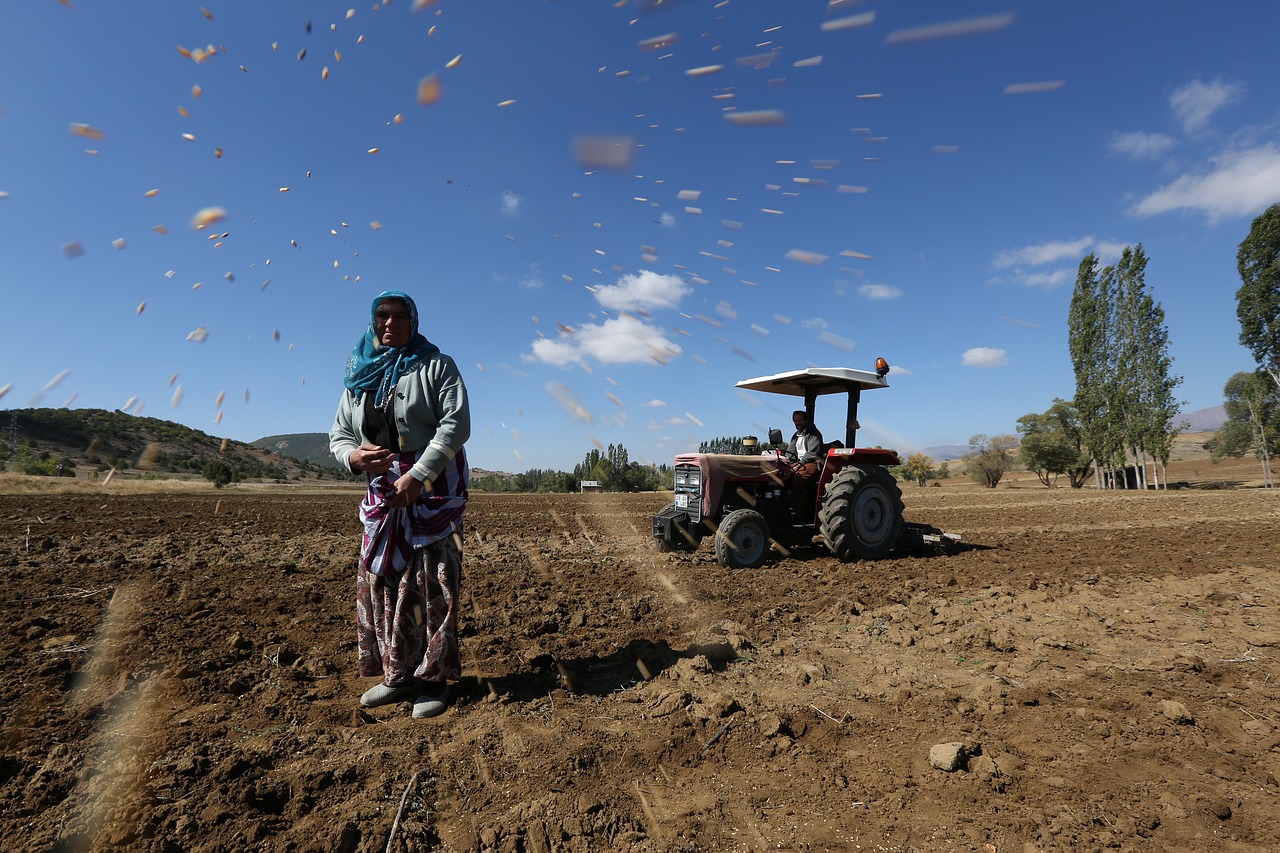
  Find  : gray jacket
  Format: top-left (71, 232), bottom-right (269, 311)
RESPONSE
top-left (329, 352), bottom-right (470, 483)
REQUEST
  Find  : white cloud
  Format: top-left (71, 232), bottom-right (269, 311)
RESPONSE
top-left (991, 236), bottom-right (1126, 288)
top-left (801, 317), bottom-right (830, 330)
top-left (524, 314), bottom-right (683, 367)
top-left (659, 211), bottom-right (676, 228)
top-left (519, 262), bottom-right (544, 290)
top-left (887, 364), bottom-right (910, 375)
top-left (1107, 130), bottom-right (1175, 159)
top-left (500, 191), bottom-right (522, 215)
top-left (961, 347), bottom-right (1009, 368)
top-left (1019, 269), bottom-right (1072, 288)
top-left (1129, 145), bottom-right (1280, 222)
top-left (1093, 241), bottom-right (1127, 262)
top-left (594, 270), bottom-right (690, 311)
top-left (643, 399), bottom-right (667, 408)
top-left (1169, 78), bottom-right (1244, 134)
top-left (858, 282), bottom-right (902, 300)
top-left (993, 237), bottom-right (1094, 269)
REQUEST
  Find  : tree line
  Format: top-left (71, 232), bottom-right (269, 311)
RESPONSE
top-left (950, 209), bottom-right (1280, 490)
top-left (470, 444), bottom-right (672, 493)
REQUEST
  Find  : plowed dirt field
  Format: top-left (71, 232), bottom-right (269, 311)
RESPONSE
top-left (2, 469), bottom-right (1278, 852)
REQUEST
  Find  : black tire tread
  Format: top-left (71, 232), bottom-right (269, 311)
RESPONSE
top-left (714, 508), bottom-right (770, 568)
top-left (818, 465), bottom-right (904, 562)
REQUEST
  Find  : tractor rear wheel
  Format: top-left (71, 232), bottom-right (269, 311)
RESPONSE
top-left (818, 465), bottom-right (903, 561)
top-left (714, 508), bottom-right (770, 568)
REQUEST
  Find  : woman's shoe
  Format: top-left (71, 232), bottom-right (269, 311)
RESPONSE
top-left (360, 680), bottom-right (422, 708)
top-left (411, 683), bottom-right (452, 718)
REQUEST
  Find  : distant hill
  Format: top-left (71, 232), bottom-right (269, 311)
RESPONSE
top-left (252, 432), bottom-right (514, 482)
top-left (1, 408), bottom-right (352, 482)
top-left (253, 433), bottom-right (341, 469)
top-left (919, 444), bottom-right (971, 462)
top-left (1179, 405), bottom-right (1227, 432)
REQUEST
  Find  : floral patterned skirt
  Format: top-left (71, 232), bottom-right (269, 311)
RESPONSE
top-left (355, 527), bottom-right (463, 685)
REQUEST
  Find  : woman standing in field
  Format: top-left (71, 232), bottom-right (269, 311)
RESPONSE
top-left (329, 290), bottom-right (470, 719)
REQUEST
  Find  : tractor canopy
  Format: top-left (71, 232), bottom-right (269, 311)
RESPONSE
top-left (735, 363), bottom-right (890, 449)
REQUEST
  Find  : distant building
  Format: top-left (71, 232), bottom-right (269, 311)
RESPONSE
top-left (579, 480), bottom-right (601, 493)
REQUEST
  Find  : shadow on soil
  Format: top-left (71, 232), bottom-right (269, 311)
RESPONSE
top-left (460, 637), bottom-right (736, 704)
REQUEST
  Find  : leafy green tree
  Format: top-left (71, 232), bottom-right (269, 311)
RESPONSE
top-left (1204, 371), bottom-right (1278, 488)
top-left (202, 459), bottom-right (234, 488)
top-left (900, 453), bottom-right (939, 486)
top-left (964, 434), bottom-right (1018, 488)
top-left (1017, 399), bottom-right (1093, 488)
top-left (699, 435), bottom-right (756, 454)
top-left (1069, 253), bottom-right (1116, 479)
top-left (1069, 247), bottom-right (1183, 488)
top-left (1237, 203), bottom-right (1280, 392)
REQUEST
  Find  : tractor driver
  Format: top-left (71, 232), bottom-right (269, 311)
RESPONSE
top-left (786, 410), bottom-right (824, 522)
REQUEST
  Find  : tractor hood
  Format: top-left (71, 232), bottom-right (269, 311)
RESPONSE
top-left (676, 451), bottom-right (788, 519)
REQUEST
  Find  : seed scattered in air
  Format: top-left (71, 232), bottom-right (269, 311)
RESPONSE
top-left (724, 110), bottom-right (788, 126)
top-left (68, 123), bottom-right (105, 140)
top-left (417, 73), bottom-right (443, 105)
top-left (1004, 80), bottom-right (1065, 94)
top-left (786, 249), bottom-right (828, 266)
top-left (191, 206), bottom-right (227, 229)
top-left (821, 11), bottom-right (875, 32)
top-left (886, 13), bottom-right (1015, 45)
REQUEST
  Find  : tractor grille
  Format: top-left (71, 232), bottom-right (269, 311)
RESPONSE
top-left (672, 463), bottom-right (702, 523)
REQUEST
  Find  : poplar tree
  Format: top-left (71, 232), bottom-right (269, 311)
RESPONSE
top-left (1237, 202), bottom-right (1280, 392)
top-left (1069, 246), bottom-right (1183, 488)
top-left (1069, 254), bottom-right (1116, 484)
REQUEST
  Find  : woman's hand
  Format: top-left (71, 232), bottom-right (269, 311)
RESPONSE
top-left (387, 471), bottom-right (424, 508)
top-left (349, 443), bottom-right (395, 474)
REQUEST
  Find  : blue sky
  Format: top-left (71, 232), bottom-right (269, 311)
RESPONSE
top-left (2, 1), bottom-right (1278, 472)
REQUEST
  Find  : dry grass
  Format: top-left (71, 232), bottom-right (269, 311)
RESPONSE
top-left (0, 473), bottom-right (361, 497)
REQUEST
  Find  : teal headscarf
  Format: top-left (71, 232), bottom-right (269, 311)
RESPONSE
top-left (343, 291), bottom-right (438, 408)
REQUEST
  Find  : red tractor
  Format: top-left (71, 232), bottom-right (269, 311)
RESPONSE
top-left (651, 359), bottom-right (954, 568)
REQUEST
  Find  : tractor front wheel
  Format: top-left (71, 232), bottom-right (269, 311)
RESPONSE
top-left (818, 465), bottom-right (903, 561)
top-left (714, 508), bottom-right (771, 568)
